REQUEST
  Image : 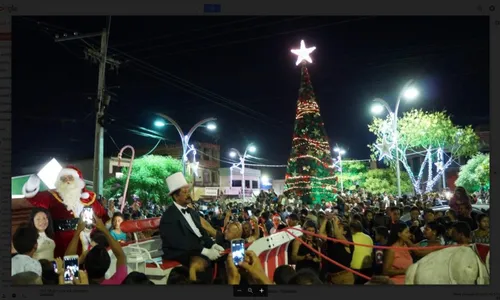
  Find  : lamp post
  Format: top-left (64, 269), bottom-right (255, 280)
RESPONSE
top-left (371, 79), bottom-right (419, 197)
top-left (229, 144), bottom-right (256, 201)
top-left (334, 147), bottom-right (346, 192)
top-left (155, 113), bottom-right (217, 175)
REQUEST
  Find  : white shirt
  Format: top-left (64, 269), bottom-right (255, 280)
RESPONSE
top-left (381, 198), bottom-right (390, 209)
top-left (33, 232), bottom-right (55, 261)
top-left (12, 254), bottom-right (42, 276)
top-left (173, 202), bottom-right (202, 238)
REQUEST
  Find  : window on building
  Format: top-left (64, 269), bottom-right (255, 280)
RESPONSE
top-left (203, 148), bottom-right (209, 160)
top-left (245, 180), bottom-right (250, 189)
top-left (203, 170), bottom-right (210, 184)
top-left (232, 180), bottom-right (242, 187)
top-left (212, 171), bottom-right (218, 185)
top-left (252, 180), bottom-right (259, 189)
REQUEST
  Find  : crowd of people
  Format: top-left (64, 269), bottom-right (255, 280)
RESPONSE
top-left (11, 168), bottom-right (489, 285)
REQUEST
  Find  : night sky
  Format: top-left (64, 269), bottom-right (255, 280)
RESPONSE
top-left (12, 16), bottom-right (489, 179)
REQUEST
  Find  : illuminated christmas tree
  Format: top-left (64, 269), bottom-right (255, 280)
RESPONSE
top-left (284, 40), bottom-right (337, 204)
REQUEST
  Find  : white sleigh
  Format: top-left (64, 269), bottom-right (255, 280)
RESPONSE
top-left (106, 219), bottom-right (302, 284)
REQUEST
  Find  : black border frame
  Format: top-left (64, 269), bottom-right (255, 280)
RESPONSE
top-left (1, 0), bottom-right (498, 298)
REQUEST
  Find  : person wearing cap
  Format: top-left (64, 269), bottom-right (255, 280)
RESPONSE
top-left (160, 172), bottom-right (225, 273)
top-left (21, 166), bottom-right (109, 258)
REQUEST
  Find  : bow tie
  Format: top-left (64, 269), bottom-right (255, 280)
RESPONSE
top-left (181, 208), bottom-right (191, 214)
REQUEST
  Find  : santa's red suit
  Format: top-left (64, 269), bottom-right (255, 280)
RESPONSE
top-left (22, 166), bottom-right (109, 258)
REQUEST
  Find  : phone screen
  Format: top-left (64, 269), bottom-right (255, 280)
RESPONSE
top-left (82, 207), bottom-right (93, 225)
top-left (52, 261), bottom-right (58, 273)
top-left (231, 239), bottom-right (245, 266)
top-left (247, 210), bottom-right (252, 217)
top-left (63, 256), bottom-right (79, 283)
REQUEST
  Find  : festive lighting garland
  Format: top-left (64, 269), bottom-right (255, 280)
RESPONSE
top-left (426, 158), bottom-right (453, 193)
top-left (293, 137), bottom-right (330, 146)
top-left (425, 148), bottom-right (434, 192)
top-left (288, 154), bottom-right (333, 168)
top-left (292, 142), bottom-right (331, 153)
top-left (286, 175), bottom-right (337, 181)
top-left (285, 43), bottom-right (337, 203)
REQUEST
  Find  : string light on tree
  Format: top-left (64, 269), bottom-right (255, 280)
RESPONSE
top-left (435, 147), bottom-right (444, 171)
top-left (284, 40), bottom-right (337, 204)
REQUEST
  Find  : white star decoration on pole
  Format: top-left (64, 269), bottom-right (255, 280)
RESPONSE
top-left (375, 138), bottom-right (395, 161)
top-left (291, 40), bottom-right (316, 66)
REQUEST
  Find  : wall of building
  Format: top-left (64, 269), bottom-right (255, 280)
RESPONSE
top-left (219, 167), bottom-right (261, 196)
top-left (272, 179), bottom-right (285, 195)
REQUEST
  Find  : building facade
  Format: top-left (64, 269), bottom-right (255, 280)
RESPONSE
top-left (219, 167), bottom-right (262, 197)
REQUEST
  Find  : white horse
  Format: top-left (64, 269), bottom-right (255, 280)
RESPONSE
top-left (405, 245), bottom-right (489, 285)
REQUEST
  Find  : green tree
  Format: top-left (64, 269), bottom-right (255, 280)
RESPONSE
top-left (103, 155), bottom-right (190, 206)
top-left (368, 109), bottom-right (480, 194)
top-left (339, 160), bottom-right (369, 191)
top-left (363, 168), bottom-right (413, 195)
top-left (284, 63), bottom-right (337, 204)
top-left (455, 153), bottom-right (490, 193)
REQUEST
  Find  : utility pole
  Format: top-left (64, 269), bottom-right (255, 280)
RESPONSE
top-left (92, 28), bottom-right (108, 197)
top-left (55, 26), bottom-right (120, 196)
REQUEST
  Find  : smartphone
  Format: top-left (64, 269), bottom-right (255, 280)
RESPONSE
top-left (52, 261), bottom-right (58, 273)
top-left (231, 238), bottom-right (245, 266)
top-left (82, 207), bottom-right (94, 225)
top-left (63, 255), bottom-right (79, 284)
top-left (247, 210), bottom-right (252, 217)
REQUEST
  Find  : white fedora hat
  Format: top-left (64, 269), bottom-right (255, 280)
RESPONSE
top-left (166, 172), bottom-right (189, 195)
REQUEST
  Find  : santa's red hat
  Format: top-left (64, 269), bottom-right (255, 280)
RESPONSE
top-left (57, 166), bottom-right (91, 199)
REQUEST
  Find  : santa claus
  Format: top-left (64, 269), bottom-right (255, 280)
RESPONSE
top-left (22, 166), bottom-right (109, 258)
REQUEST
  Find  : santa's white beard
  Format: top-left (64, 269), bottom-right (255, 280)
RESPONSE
top-left (55, 179), bottom-right (85, 213)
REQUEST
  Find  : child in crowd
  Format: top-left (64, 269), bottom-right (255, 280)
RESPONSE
top-left (12, 226), bottom-right (42, 277)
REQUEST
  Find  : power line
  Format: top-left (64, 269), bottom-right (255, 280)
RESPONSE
top-left (129, 63), bottom-right (282, 128)
top-left (23, 17), bottom-right (286, 129)
top-left (123, 16), bottom-right (307, 55)
top-left (111, 17), bottom-right (263, 48)
top-left (140, 16), bottom-right (376, 60)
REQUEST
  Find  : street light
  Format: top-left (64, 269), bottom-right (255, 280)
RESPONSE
top-left (154, 120), bottom-right (166, 127)
top-left (206, 123), bottom-right (217, 131)
top-left (334, 147), bottom-right (346, 192)
top-left (371, 79), bottom-right (419, 197)
top-left (228, 144), bottom-right (256, 202)
top-left (155, 113), bottom-right (217, 175)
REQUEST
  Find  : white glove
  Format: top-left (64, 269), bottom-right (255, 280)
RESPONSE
top-left (25, 174), bottom-right (41, 192)
top-left (201, 247), bottom-right (222, 261)
top-left (211, 244), bottom-right (225, 252)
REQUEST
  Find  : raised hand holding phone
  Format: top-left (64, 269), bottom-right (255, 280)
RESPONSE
top-left (80, 207), bottom-right (94, 227)
top-left (225, 253), bottom-right (241, 285)
top-left (63, 255), bottom-right (79, 284)
top-left (231, 239), bottom-right (245, 266)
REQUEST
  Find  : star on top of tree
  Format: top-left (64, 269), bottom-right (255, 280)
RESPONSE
top-left (291, 40), bottom-right (316, 66)
top-left (375, 138), bottom-right (395, 161)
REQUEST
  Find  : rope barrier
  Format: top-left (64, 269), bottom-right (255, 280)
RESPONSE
top-left (288, 227), bottom-right (464, 251)
top-left (285, 228), bottom-right (372, 281)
